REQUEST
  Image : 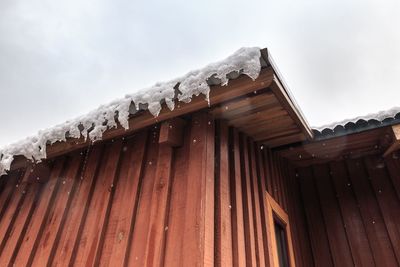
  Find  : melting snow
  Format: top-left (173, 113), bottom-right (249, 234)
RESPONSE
top-left (0, 47), bottom-right (262, 176)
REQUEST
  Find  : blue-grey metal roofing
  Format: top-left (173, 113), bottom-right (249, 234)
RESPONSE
top-left (312, 107), bottom-right (400, 140)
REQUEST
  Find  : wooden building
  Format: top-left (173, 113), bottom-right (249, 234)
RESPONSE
top-left (1, 47), bottom-right (399, 266)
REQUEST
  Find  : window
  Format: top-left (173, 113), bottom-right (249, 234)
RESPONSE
top-left (265, 193), bottom-right (295, 267)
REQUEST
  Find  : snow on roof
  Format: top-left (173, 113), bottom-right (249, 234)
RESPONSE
top-left (0, 47), bottom-right (262, 176)
top-left (313, 106), bottom-right (400, 133)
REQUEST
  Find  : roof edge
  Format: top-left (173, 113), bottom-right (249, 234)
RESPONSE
top-left (260, 48), bottom-right (314, 140)
top-left (312, 107), bottom-right (400, 140)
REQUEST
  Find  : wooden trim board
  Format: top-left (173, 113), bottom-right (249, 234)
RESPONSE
top-left (265, 192), bottom-right (296, 267)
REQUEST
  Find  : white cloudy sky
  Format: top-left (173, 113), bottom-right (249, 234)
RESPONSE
top-left (0, 0), bottom-right (399, 147)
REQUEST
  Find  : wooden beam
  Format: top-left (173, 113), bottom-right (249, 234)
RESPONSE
top-left (158, 118), bottom-right (185, 147)
top-left (383, 124), bottom-right (400, 157)
top-left (8, 68), bottom-right (275, 173)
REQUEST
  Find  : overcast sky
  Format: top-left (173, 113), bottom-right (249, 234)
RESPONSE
top-left (1, 0), bottom-right (399, 147)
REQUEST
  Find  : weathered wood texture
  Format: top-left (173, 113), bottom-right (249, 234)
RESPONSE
top-left (297, 155), bottom-right (400, 267)
top-left (0, 113), bottom-right (311, 266)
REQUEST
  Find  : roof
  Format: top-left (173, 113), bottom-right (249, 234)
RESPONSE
top-left (1, 45), bottom-right (399, 175)
top-left (278, 107), bottom-right (400, 167)
top-left (313, 107), bottom-right (400, 140)
top-left (0, 47), bottom-right (312, 176)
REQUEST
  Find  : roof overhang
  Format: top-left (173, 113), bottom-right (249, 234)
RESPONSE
top-left (7, 48), bottom-right (313, 172)
top-left (277, 123), bottom-right (400, 168)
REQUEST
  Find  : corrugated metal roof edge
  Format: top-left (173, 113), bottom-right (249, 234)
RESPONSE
top-left (312, 108), bottom-right (400, 140)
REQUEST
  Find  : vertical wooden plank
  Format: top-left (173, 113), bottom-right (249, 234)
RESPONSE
top-left (50, 144), bottom-right (104, 267)
top-left (240, 134), bottom-right (257, 266)
top-left (281, 164), bottom-right (302, 267)
top-left (180, 113), bottom-right (215, 266)
top-left (364, 156), bottom-right (400, 264)
top-left (286, 167), bottom-right (314, 267)
top-left (203, 113), bottom-right (215, 267)
top-left (262, 149), bottom-right (273, 195)
top-left (0, 171), bottom-right (20, 221)
top-left (248, 139), bottom-right (266, 266)
top-left (254, 144), bottom-right (272, 266)
top-left (0, 168), bottom-right (40, 266)
top-left (215, 120), bottom-right (233, 267)
top-left (298, 167), bottom-right (333, 267)
top-left (273, 153), bottom-right (285, 210)
top-left (276, 157), bottom-right (289, 211)
top-left (71, 140), bottom-right (123, 267)
top-left (30, 153), bottom-right (83, 266)
top-left (312, 164), bottom-right (354, 267)
top-left (163, 124), bottom-right (191, 266)
top-left (329, 161), bottom-right (375, 267)
top-left (0, 168), bottom-right (31, 257)
top-left (229, 128), bottom-right (247, 267)
top-left (0, 173), bottom-right (19, 262)
top-left (97, 132), bottom-right (148, 267)
top-left (142, 141), bottom-right (174, 267)
top-left (127, 128), bottom-right (160, 266)
top-left (346, 158), bottom-right (398, 266)
top-left (11, 159), bottom-right (65, 266)
top-left (268, 151), bottom-right (281, 205)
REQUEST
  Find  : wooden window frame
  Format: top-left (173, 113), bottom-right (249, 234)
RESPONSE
top-left (265, 192), bottom-right (296, 267)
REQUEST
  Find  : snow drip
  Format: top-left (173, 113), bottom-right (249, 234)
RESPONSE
top-left (0, 47), bottom-right (262, 176)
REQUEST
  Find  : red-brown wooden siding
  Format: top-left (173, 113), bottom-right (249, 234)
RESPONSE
top-left (0, 112), bottom-right (312, 266)
top-left (297, 155), bottom-right (400, 267)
